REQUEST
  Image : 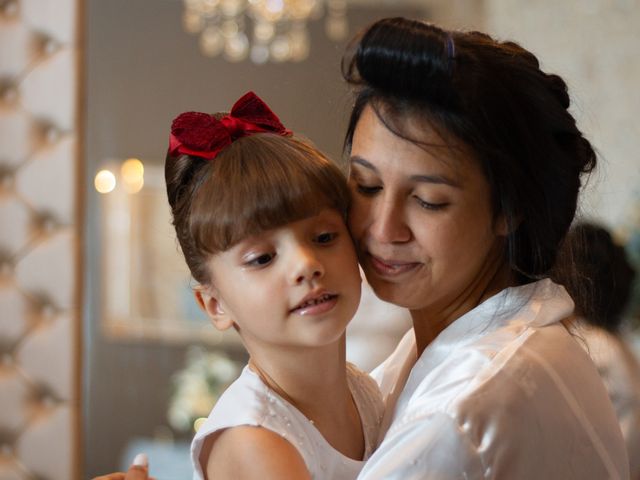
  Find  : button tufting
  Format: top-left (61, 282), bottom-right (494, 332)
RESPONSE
top-left (1, 0), bottom-right (19, 17)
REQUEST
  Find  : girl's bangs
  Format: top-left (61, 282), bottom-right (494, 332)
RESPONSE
top-left (189, 135), bottom-right (349, 254)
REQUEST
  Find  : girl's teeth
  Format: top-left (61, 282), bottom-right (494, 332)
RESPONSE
top-left (300, 294), bottom-right (330, 309)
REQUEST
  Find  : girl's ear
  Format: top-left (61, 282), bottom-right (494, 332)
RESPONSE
top-left (194, 287), bottom-right (235, 331)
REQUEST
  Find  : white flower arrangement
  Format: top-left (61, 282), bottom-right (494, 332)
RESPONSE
top-left (167, 346), bottom-right (241, 432)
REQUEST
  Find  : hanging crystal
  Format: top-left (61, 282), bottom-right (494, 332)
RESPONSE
top-left (181, 0), bottom-right (348, 64)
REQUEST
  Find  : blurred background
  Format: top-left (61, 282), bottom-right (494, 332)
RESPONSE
top-left (0, 0), bottom-right (639, 478)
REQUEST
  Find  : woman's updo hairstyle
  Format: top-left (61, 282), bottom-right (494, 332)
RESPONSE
top-left (343, 17), bottom-right (596, 284)
top-left (165, 116), bottom-right (350, 285)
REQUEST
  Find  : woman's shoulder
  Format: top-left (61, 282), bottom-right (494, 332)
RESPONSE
top-left (406, 321), bottom-right (591, 412)
top-left (372, 323), bottom-right (628, 478)
top-left (407, 324), bottom-right (624, 449)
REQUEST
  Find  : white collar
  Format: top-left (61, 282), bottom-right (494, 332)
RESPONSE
top-left (427, 278), bottom-right (574, 355)
top-left (375, 279), bottom-right (575, 412)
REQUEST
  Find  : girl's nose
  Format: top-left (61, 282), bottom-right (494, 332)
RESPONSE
top-left (289, 247), bottom-right (325, 285)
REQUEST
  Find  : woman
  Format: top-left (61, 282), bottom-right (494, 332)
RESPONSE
top-left (344, 17), bottom-right (628, 479)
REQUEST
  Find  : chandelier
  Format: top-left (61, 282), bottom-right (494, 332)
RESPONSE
top-left (182, 0), bottom-right (349, 63)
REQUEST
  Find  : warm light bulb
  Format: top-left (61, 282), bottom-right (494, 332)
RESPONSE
top-left (225, 33), bottom-right (250, 61)
top-left (270, 35), bottom-right (291, 62)
top-left (183, 10), bottom-right (204, 34)
top-left (121, 158), bottom-right (145, 193)
top-left (265, 0), bottom-right (284, 14)
top-left (95, 170), bottom-right (116, 193)
top-left (201, 26), bottom-right (224, 57)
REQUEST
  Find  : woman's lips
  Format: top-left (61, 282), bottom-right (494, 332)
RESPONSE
top-left (368, 253), bottom-right (420, 277)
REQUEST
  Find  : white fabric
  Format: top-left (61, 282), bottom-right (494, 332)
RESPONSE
top-left (359, 279), bottom-right (629, 480)
top-left (578, 323), bottom-right (640, 479)
top-left (191, 362), bottom-right (384, 480)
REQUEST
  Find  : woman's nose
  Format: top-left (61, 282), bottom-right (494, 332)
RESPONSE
top-left (369, 196), bottom-right (411, 244)
top-left (289, 247), bottom-right (325, 285)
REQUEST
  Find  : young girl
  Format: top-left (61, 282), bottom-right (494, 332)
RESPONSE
top-left (166, 91), bottom-right (383, 480)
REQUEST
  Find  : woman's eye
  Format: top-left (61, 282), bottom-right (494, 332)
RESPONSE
top-left (414, 196), bottom-right (448, 211)
top-left (246, 253), bottom-right (275, 267)
top-left (356, 184), bottom-right (381, 196)
top-left (315, 232), bottom-right (337, 244)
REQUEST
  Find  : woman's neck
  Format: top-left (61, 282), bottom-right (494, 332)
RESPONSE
top-left (411, 255), bottom-right (516, 357)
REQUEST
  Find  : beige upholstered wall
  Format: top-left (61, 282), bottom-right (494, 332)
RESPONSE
top-left (0, 0), bottom-right (81, 479)
top-left (484, 0), bottom-right (640, 230)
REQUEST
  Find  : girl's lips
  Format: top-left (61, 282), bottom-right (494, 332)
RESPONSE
top-left (290, 293), bottom-right (338, 316)
top-left (368, 253), bottom-right (420, 277)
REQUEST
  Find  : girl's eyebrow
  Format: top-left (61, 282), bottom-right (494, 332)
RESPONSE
top-left (350, 155), bottom-right (461, 188)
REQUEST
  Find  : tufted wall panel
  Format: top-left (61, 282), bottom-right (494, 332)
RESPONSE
top-left (0, 0), bottom-right (81, 479)
top-left (484, 0), bottom-right (640, 229)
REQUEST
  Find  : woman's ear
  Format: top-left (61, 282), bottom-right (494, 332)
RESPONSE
top-left (494, 212), bottom-right (520, 237)
top-left (194, 287), bottom-right (235, 331)
top-left (494, 213), bottom-right (509, 237)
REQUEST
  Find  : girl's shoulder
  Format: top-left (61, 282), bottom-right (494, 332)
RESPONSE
top-left (199, 425), bottom-right (311, 480)
top-left (191, 365), bottom-right (333, 479)
top-left (190, 365), bottom-right (306, 479)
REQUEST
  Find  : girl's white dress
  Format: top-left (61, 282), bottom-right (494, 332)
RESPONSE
top-left (358, 279), bottom-right (629, 480)
top-left (191, 362), bottom-right (384, 480)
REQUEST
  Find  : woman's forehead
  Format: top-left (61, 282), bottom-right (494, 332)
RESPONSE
top-left (351, 106), bottom-right (479, 182)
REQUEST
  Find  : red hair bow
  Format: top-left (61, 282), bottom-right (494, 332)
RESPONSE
top-left (169, 91), bottom-right (292, 160)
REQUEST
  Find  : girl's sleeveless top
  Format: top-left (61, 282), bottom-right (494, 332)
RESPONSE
top-left (191, 362), bottom-right (384, 480)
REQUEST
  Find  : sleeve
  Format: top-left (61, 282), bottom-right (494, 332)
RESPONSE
top-left (357, 412), bottom-right (486, 480)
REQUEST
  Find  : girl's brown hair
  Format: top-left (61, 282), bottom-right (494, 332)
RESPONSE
top-left (165, 132), bottom-right (350, 285)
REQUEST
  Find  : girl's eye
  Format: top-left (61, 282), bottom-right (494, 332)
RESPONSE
top-left (356, 184), bottom-right (381, 196)
top-left (246, 252), bottom-right (275, 267)
top-left (414, 196), bottom-right (448, 211)
top-left (315, 232), bottom-right (337, 244)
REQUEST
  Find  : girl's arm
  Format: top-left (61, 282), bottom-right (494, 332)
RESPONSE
top-left (202, 426), bottom-right (311, 480)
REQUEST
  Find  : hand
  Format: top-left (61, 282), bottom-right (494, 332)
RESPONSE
top-left (92, 453), bottom-right (156, 480)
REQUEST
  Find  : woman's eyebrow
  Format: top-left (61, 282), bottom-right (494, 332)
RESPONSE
top-left (409, 174), bottom-right (461, 188)
top-left (351, 155), bottom-right (460, 187)
top-left (350, 155), bottom-right (377, 172)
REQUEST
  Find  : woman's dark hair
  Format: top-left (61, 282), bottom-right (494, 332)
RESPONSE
top-left (342, 17), bottom-right (596, 287)
top-left (562, 223), bottom-right (636, 332)
top-left (165, 131), bottom-right (350, 285)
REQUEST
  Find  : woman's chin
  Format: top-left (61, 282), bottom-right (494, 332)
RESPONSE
top-left (364, 276), bottom-right (420, 310)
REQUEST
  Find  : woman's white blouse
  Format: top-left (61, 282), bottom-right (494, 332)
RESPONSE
top-left (359, 279), bottom-right (629, 480)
